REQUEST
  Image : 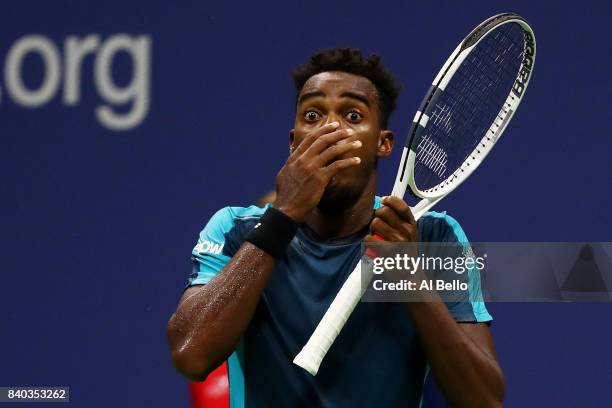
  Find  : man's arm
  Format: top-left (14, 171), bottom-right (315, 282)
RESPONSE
top-left (407, 303), bottom-right (504, 407)
top-left (167, 243), bottom-right (275, 381)
top-left (369, 196), bottom-right (504, 407)
top-left (167, 122), bottom-right (361, 381)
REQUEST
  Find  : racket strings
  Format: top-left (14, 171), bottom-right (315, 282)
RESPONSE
top-left (414, 23), bottom-right (525, 192)
top-left (443, 26), bottom-right (522, 145)
top-left (417, 135), bottom-right (449, 178)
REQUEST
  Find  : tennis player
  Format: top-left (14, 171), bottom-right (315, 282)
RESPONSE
top-left (167, 48), bottom-right (504, 407)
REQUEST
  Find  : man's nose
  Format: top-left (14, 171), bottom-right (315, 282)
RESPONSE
top-left (324, 114), bottom-right (343, 127)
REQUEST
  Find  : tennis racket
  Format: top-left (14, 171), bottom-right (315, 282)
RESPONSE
top-left (293, 12), bottom-right (536, 376)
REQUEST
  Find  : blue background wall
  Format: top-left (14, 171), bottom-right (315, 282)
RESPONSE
top-left (0, 0), bottom-right (610, 406)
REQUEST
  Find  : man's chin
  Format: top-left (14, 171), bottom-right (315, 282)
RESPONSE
top-left (317, 183), bottom-right (361, 214)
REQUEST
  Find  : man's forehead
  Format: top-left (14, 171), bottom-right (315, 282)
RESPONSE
top-left (300, 71), bottom-right (378, 100)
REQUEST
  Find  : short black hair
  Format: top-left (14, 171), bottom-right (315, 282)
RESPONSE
top-left (292, 48), bottom-right (401, 128)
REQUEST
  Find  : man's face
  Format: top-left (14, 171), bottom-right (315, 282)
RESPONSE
top-left (292, 71), bottom-right (393, 212)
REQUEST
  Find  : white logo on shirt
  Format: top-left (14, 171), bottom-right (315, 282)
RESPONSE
top-left (194, 240), bottom-right (224, 255)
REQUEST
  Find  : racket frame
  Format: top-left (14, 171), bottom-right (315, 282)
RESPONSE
top-left (395, 14), bottom-right (536, 220)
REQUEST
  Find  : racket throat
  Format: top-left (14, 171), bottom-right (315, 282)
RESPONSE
top-left (410, 196), bottom-right (444, 221)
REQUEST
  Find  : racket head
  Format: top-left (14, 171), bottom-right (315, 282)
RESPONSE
top-left (394, 13), bottom-right (536, 201)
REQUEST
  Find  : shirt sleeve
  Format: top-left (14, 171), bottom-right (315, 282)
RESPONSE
top-left (187, 207), bottom-right (234, 287)
top-left (420, 212), bottom-right (493, 323)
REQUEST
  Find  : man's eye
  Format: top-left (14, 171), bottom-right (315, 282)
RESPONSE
top-left (305, 111), bottom-right (320, 121)
top-left (346, 111), bottom-right (362, 122)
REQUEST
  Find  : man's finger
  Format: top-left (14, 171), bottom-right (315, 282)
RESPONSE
top-left (322, 156), bottom-right (361, 178)
top-left (363, 235), bottom-right (380, 244)
top-left (381, 196), bottom-right (415, 224)
top-left (307, 128), bottom-right (355, 156)
top-left (291, 122), bottom-right (340, 157)
top-left (374, 206), bottom-right (405, 230)
top-left (315, 139), bottom-right (362, 167)
top-left (370, 217), bottom-right (402, 241)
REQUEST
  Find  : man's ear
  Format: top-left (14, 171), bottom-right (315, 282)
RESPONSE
top-left (289, 129), bottom-right (295, 153)
top-left (377, 129), bottom-right (394, 158)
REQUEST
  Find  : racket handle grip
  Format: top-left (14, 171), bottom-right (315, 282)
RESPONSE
top-left (293, 260), bottom-right (372, 375)
top-left (365, 234), bottom-right (384, 258)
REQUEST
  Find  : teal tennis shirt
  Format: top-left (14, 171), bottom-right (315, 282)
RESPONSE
top-left (188, 196), bottom-right (492, 407)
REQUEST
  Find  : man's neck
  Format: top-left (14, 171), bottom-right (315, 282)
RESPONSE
top-left (304, 175), bottom-right (376, 240)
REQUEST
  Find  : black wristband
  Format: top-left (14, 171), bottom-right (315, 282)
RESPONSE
top-left (245, 207), bottom-right (299, 258)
